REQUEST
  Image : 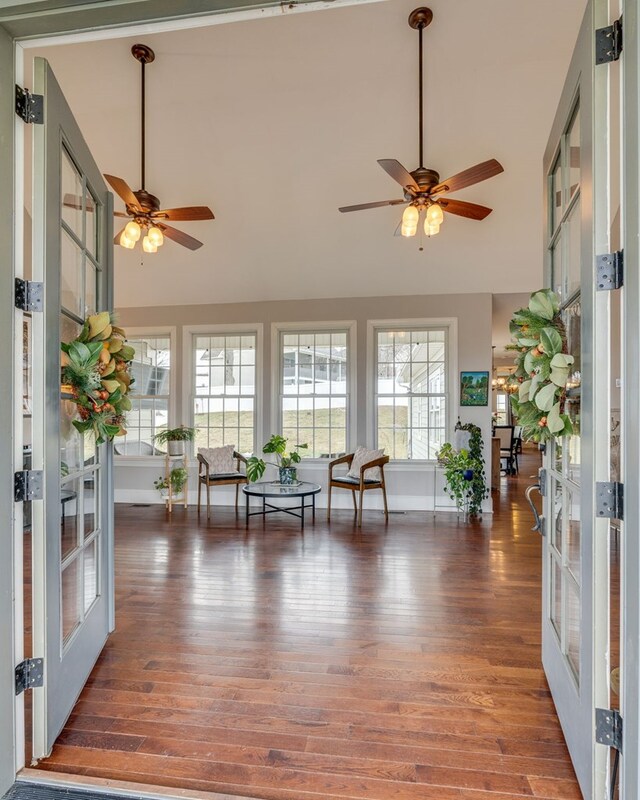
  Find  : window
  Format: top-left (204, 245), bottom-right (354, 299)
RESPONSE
top-left (193, 333), bottom-right (257, 453)
top-left (375, 327), bottom-right (448, 460)
top-left (280, 329), bottom-right (349, 458)
top-left (123, 335), bottom-right (171, 455)
top-left (495, 392), bottom-right (508, 425)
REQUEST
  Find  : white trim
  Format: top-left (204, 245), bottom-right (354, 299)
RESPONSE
top-left (270, 320), bottom-right (357, 455)
top-left (14, 0), bottom-right (388, 47)
top-left (366, 317), bottom-right (458, 460)
top-left (182, 323), bottom-right (264, 455)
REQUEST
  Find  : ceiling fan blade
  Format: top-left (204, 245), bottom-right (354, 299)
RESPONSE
top-left (438, 198), bottom-right (493, 220)
top-left (158, 223), bottom-right (203, 251)
top-left (432, 159), bottom-right (504, 196)
top-left (63, 193), bottom-right (83, 211)
top-left (104, 174), bottom-right (142, 211)
top-left (339, 199), bottom-right (406, 213)
top-left (377, 159), bottom-right (419, 193)
top-left (114, 211), bottom-right (129, 218)
top-left (152, 206), bottom-right (215, 221)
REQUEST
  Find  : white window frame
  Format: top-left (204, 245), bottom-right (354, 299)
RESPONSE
top-left (367, 318), bottom-right (457, 462)
top-left (114, 326), bottom-right (176, 462)
top-left (271, 321), bottom-right (357, 460)
top-left (183, 323), bottom-right (263, 460)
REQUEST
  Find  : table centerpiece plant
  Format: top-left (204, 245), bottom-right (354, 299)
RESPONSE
top-left (436, 422), bottom-right (488, 519)
top-left (246, 434), bottom-right (308, 485)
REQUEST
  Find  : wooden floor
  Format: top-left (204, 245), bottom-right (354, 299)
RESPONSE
top-left (35, 450), bottom-right (581, 800)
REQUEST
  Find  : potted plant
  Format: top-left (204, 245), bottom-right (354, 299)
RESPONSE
top-left (246, 434), bottom-right (308, 484)
top-left (437, 423), bottom-right (488, 519)
top-left (154, 466), bottom-right (188, 498)
top-left (153, 425), bottom-right (196, 455)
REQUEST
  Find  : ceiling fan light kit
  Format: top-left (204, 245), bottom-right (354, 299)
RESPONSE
top-left (106, 43), bottom-right (215, 254)
top-left (339, 7), bottom-right (504, 242)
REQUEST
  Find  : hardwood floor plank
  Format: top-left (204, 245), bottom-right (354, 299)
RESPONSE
top-left (33, 450), bottom-right (580, 800)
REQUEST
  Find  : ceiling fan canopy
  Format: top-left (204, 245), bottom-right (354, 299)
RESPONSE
top-left (339, 7), bottom-right (504, 241)
top-left (106, 43), bottom-right (215, 253)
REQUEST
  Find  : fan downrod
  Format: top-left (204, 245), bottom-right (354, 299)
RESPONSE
top-left (408, 7), bottom-right (433, 30)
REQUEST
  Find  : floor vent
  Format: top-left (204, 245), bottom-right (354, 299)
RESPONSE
top-left (130, 503), bottom-right (151, 507)
top-left (3, 782), bottom-right (156, 800)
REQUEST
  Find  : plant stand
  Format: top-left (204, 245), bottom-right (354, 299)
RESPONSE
top-left (165, 453), bottom-right (188, 513)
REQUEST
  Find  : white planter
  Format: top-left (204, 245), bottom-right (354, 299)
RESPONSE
top-left (167, 440), bottom-right (185, 456)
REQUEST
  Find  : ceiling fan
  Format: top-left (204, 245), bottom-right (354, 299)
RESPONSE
top-left (106, 44), bottom-right (214, 253)
top-left (339, 7), bottom-right (504, 240)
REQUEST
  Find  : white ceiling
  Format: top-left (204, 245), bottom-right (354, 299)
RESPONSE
top-left (28, 0), bottom-right (587, 308)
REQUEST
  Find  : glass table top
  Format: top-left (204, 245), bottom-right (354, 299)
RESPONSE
top-left (242, 481), bottom-right (321, 498)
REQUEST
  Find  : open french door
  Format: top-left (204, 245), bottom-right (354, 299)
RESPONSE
top-left (540, 1), bottom-right (615, 797)
top-left (30, 57), bottom-right (114, 758)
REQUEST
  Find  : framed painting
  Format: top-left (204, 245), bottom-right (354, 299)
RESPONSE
top-left (460, 371), bottom-right (489, 407)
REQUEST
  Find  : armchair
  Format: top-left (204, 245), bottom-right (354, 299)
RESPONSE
top-left (197, 450), bottom-right (248, 518)
top-left (327, 452), bottom-right (390, 527)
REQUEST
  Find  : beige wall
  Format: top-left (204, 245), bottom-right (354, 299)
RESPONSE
top-left (115, 292), bottom-right (494, 511)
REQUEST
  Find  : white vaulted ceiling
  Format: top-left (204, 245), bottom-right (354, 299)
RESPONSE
top-left (27, 0), bottom-right (587, 307)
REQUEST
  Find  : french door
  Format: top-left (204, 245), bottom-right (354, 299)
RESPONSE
top-left (541, 1), bottom-right (614, 797)
top-left (30, 57), bottom-right (114, 758)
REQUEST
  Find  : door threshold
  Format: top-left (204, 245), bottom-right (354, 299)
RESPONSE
top-left (17, 769), bottom-right (258, 800)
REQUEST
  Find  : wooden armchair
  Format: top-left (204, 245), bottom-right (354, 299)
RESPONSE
top-left (197, 451), bottom-right (248, 518)
top-left (327, 452), bottom-right (390, 527)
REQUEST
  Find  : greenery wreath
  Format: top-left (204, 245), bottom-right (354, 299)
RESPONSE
top-left (60, 311), bottom-right (135, 445)
top-left (507, 289), bottom-right (575, 443)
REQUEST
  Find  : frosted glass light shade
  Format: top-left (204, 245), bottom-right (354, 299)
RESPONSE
top-left (124, 220), bottom-right (141, 242)
top-left (142, 236), bottom-right (157, 253)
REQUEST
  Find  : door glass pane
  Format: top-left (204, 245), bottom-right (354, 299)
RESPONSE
top-left (60, 314), bottom-right (81, 345)
top-left (551, 156), bottom-right (563, 231)
top-left (60, 398), bottom-right (83, 475)
top-left (551, 556), bottom-right (562, 638)
top-left (61, 146), bottom-right (82, 239)
top-left (60, 478), bottom-right (81, 561)
top-left (568, 104), bottom-right (581, 199)
top-left (83, 538), bottom-right (98, 612)
top-left (550, 240), bottom-right (563, 300)
top-left (61, 229), bottom-right (83, 317)
top-left (551, 480), bottom-right (563, 554)
top-left (566, 578), bottom-right (581, 682)
top-left (567, 490), bottom-right (580, 583)
top-left (83, 473), bottom-right (97, 539)
top-left (85, 188), bottom-right (97, 258)
top-left (85, 259), bottom-right (97, 316)
top-left (566, 201), bottom-right (581, 298)
top-left (61, 557), bottom-right (81, 644)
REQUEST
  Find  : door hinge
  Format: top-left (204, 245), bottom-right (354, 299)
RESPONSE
top-left (596, 251), bottom-right (624, 291)
top-left (596, 481), bottom-right (624, 520)
top-left (15, 85), bottom-right (43, 124)
top-left (15, 658), bottom-right (44, 695)
top-left (596, 17), bottom-right (623, 64)
top-left (15, 278), bottom-right (44, 312)
top-left (538, 468), bottom-right (547, 497)
top-left (14, 470), bottom-right (43, 502)
top-left (596, 707), bottom-right (623, 753)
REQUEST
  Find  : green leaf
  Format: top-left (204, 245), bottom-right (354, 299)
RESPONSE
top-left (535, 382), bottom-right (558, 412)
top-left (246, 456), bottom-right (266, 482)
top-left (118, 344), bottom-right (136, 362)
top-left (540, 327), bottom-right (562, 357)
top-left (519, 379), bottom-right (531, 403)
top-left (549, 366), bottom-right (570, 387)
top-left (530, 372), bottom-right (543, 400)
top-left (69, 340), bottom-right (91, 364)
top-left (517, 337), bottom-right (539, 347)
top-left (529, 290), bottom-right (555, 320)
top-left (546, 402), bottom-right (564, 434)
top-left (291, 452), bottom-right (301, 464)
top-left (524, 351), bottom-right (537, 374)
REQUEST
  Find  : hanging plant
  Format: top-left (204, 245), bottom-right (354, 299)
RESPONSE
top-left (60, 311), bottom-right (135, 445)
top-left (507, 289), bottom-right (574, 443)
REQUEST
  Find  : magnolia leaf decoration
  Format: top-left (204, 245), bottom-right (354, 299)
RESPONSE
top-left (61, 312), bottom-right (135, 445)
top-left (506, 288), bottom-right (577, 443)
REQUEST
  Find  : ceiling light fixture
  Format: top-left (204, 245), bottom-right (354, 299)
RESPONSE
top-left (104, 44), bottom-right (215, 254)
top-left (339, 8), bottom-right (504, 242)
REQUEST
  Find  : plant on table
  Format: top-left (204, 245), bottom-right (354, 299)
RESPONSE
top-left (154, 466), bottom-right (188, 496)
top-left (437, 422), bottom-right (488, 519)
top-left (153, 425), bottom-right (196, 454)
top-left (246, 434), bottom-right (308, 484)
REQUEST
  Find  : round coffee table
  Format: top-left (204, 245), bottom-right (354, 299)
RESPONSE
top-left (243, 481), bottom-right (321, 529)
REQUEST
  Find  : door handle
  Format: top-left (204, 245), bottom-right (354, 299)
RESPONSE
top-left (525, 484), bottom-right (544, 534)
